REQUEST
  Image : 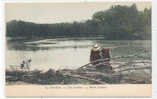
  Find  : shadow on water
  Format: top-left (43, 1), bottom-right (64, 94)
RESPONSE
top-left (7, 37), bottom-right (95, 51)
top-left (7, 41), bottom-right (93, 51)
top-left (7, 37), bottom-right (151, 58)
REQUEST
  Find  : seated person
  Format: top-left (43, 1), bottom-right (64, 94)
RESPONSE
top-left (101, 48), bottom-right (112, 70)
top-left (90, 44), bottom-right (101, 65)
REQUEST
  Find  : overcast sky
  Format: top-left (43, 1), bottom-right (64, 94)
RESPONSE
top-left (6, 2), bottom-right (151, 24)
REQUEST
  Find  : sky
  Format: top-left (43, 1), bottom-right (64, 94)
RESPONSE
top-left (6, 2), bottom-right (151, 24)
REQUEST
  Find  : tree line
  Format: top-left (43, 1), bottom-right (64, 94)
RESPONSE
top-left (7, 4), bottom-right (151, 40)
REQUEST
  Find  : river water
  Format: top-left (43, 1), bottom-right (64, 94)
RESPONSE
top-left (6, 37), bottom-right (151, 70)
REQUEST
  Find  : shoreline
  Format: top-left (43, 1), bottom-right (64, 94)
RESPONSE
top-left (6, 64), bottom-right (152, 85)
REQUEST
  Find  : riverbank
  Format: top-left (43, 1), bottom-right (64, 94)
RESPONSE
top-left (6, 64), bottom-right (151, 85)
top-left (6, 68), bottom-right (112, 85)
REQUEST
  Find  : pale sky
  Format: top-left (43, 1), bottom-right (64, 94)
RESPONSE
top-left (6, 2), bottom-right (151, 24)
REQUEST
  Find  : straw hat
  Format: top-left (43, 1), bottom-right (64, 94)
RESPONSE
top-left (92, 44), bottom-right (100, 51)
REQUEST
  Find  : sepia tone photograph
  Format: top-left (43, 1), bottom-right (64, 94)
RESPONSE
top-left (5, 2), bottom-right (152, 97)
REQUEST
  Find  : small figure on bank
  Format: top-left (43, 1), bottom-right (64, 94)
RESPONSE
top-left (90, 44), bottom-right (101, 65)
top-left (20, 60), bottom-right (25, 69)
top-left (25, 59), bottom-right (32, 70)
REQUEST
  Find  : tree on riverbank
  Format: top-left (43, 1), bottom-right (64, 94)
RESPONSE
top-left (7, 4), bottom-right (151, 40)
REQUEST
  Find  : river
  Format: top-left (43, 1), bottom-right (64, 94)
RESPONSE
top-left (6, 37), bottom-right (151, 70)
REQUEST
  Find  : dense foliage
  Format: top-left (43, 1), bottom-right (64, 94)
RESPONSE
top-left (7, 4), bottom-right (151, 40)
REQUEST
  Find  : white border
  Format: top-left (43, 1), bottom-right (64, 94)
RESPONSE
top-left (0, 1), bottom-right (6, 99)
top-left (3, 0), bottom-right (153, 3)
top-left (0, 0), bottom-right (156, 99)
top-left (152, 0), bottom-right (157, 98)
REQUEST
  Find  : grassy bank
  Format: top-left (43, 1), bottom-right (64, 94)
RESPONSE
top-left (6, 65), bottom-right (151, 85)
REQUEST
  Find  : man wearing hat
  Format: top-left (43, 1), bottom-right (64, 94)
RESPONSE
top-left (90, 44), bottom-right (101, 65)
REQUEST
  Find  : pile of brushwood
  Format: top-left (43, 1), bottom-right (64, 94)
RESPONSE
top-left (6, 57), bottom-right (151, 85)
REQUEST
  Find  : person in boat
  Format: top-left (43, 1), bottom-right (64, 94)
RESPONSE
top-left (90, 44), bottom-right (101, 65)
top-left (101, 48), bottom-right (110, 61)
top-left (101, 48), bottom-right (112, 70)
